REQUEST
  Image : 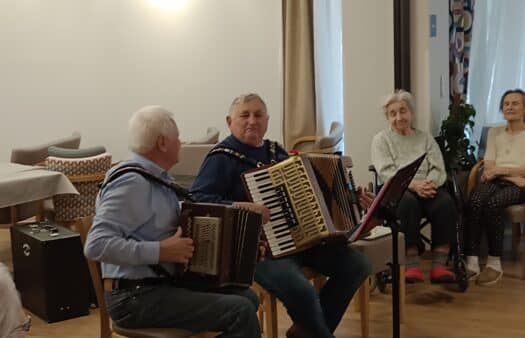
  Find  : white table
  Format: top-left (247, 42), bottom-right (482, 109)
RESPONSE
top-left (0, 163), bottom-right (78, 225)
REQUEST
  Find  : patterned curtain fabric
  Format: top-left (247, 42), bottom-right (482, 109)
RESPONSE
top-left (449, 0), bottom-right (475, 102)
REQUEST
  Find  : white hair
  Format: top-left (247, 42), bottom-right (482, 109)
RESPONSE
top-left (382, 89), bottom-right (415, 116)
top-left (128, 105), bottom-right (178, 154)
top-left (0, 263), bottom-right (25, 338)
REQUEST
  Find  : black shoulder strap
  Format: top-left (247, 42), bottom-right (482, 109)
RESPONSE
top-left (208, 141), bottom-right (280, 168)
top-left (101, 165), bottom-right (194, 202)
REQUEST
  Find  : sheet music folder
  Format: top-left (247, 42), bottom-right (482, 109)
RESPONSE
top-left (347, 153), bottom-right (427, 242)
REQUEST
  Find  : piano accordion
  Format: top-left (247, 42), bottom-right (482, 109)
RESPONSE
top-left (178, 202), bottom-right (262, 288)
top-left (242, 154), bottom-right (362, 258)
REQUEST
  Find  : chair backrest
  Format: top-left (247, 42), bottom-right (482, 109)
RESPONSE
top-left (10, 132), bottom-right (81, 165)
top-left (476, 124), bottom-right (505, 159)
top-left (290, 121), bottom-right (344, 154)
top-left (47, 153), bottom-right (112, 224)
top-left (169, 144), bottom-right (215, 177)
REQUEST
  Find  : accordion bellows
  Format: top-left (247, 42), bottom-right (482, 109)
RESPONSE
top-left (46, 153), bottom-right (112, 222)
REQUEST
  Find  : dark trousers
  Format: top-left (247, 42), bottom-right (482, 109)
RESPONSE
top-left (254, 244), bottom-right (372, 338)
top-left (106, 284), bottom-right (260, 338)
top-left (465, 179), bottom-right (525, 257)
top-left (396, 187), bottom-right (457, 251)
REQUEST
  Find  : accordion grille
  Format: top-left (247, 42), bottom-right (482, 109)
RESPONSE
top-left (188, 216), bottom-right (221, 275)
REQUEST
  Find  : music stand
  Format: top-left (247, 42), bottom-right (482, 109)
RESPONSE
top-left (350, 153), bottom-right (426, 338)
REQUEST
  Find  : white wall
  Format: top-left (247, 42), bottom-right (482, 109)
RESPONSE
top-left (410, 0), bottom-right (449, 134)
top-left (342, 0), bottom-right (395, 185)
top-left (0, 0), bottom-right (282, 162)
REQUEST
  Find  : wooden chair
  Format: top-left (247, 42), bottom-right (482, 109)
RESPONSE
top-left (76, 216), bottom-right (215, 338)
top-left (467, 160), bottom-right (525, 280)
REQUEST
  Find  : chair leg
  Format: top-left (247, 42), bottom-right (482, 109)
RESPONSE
top-left (265, 292), bottom-right (278, 338)
top-left (358, 278), bottom-right (370, 338)
top-left (399, 265), bottom-right (406, 324)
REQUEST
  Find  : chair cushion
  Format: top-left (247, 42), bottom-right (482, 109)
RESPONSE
top-left (506, 204), bottom-right (525, 224)
top-left (350, 233), bottom-right (405, 274)
top-left (46, 153), bottom-right (112, 222)
top-left (48, 145), bottom-right (106, 158)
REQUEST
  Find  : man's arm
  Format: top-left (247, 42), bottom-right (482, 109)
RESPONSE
top-left (84, 174), bottom-right (161, 265)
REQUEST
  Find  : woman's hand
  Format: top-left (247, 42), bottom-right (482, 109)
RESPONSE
top-left (358, 188), bottom-right (375, 209)
top-left (483, 166), bottom-right (509, 181)
top-left (409, 179), bottom-right (437, 198)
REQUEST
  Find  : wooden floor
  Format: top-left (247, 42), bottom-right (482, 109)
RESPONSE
top-left (1, 227), bottom-right (524, 338)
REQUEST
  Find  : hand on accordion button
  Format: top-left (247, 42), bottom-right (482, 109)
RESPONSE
top-left (159, 227), bottom-right (195, 264)
top-left (233, 201), bottom-right (271, 224)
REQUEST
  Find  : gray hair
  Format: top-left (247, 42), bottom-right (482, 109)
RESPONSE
top-left (128, 105), bottom-right (178, 154)
top-left (382, 89), bottom-right (415, 116)
top-left (228, 93), bottom-right (267, 115)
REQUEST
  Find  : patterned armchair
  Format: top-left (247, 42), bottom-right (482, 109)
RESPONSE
top-left (46, 153), bottom-right (112, 226)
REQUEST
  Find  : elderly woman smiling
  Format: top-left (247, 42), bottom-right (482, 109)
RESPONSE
top-left (371, 89), bottom-right (457, 283)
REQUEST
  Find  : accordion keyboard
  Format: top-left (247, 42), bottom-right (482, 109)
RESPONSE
top-left (244, 156), bottom-right (329, 257)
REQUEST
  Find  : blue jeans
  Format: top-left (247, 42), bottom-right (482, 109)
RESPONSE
top-left (106, 284), bottom-right (260, 338)
top-left (255, 243), bottom-right (372, 338)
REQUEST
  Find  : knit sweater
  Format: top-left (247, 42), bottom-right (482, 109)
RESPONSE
top-left (371, 128), bottom-right (447, 186)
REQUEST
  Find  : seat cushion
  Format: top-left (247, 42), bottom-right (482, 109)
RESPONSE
top-left (350, 232), bottom-right (405, 274)
top-left (48, 145), bottom-right (106, 158)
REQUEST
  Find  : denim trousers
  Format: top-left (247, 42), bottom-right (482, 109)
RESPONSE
top-left (106, 283), bottom-right (260, 338)
top-left (255, 243), bottom-right (372, 338)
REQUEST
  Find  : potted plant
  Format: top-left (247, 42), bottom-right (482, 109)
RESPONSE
top-left (436, 94), bottom-right (478, 172)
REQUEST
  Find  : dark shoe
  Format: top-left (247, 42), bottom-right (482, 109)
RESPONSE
top-left (430, 265), bottom-right (455, 283)
top-left (405, 266), bottom-right (424, 283)
top-left (476, 266), bottom-right (502, 286)
top-left (286, 323), bottom-right (315, 338)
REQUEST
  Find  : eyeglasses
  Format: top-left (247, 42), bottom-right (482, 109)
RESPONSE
top-left (8, 315), bottom-right (31, 337)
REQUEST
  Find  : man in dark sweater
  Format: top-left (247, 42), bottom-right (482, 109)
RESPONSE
top-left (191, 93), bottom-right (372, 338)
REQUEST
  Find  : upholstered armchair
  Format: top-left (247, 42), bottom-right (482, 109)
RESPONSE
top-left (46, 151), bottom-right (111, 227)
top-left (289, 121), bottom-right (343, 153)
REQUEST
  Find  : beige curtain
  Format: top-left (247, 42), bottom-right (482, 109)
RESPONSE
top-left (282, 0), bottom-right (316, 150)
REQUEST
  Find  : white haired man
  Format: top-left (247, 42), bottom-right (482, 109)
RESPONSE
top-left (84, 106), bottom-right (261, 337)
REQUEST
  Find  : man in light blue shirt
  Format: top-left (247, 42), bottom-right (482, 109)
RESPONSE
top-left (84, 105), bottom-right (260, 337)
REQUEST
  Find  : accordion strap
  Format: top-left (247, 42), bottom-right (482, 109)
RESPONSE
top-left (208, 140), bottom-right (279, 167)
top-left (101, 165), bottom-right (194, 202)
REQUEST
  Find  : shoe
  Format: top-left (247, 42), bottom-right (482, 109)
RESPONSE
top-left (430, 265), bottom-right (455, 283)
top-left (405, 266), bottom-right (424, 283)
top-left (286, 324), bottom-right (315, 338)
top-left (476, 266), bottom-right (503, 286)
top-left (466, 268), bottom-right (480, 281)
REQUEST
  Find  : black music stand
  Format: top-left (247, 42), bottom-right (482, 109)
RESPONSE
top-left (350, 153), bottom-right (426, 338)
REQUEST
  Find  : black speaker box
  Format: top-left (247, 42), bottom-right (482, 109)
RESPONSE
top-left (10, 222), bottom-right (90, 323)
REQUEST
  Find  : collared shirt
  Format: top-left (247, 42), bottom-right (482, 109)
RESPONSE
top-left (84, 154), bottom-right (180, 279)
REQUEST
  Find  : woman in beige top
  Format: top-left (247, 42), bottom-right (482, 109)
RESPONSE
top-left (465, 89), bottom-right (525, 286)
